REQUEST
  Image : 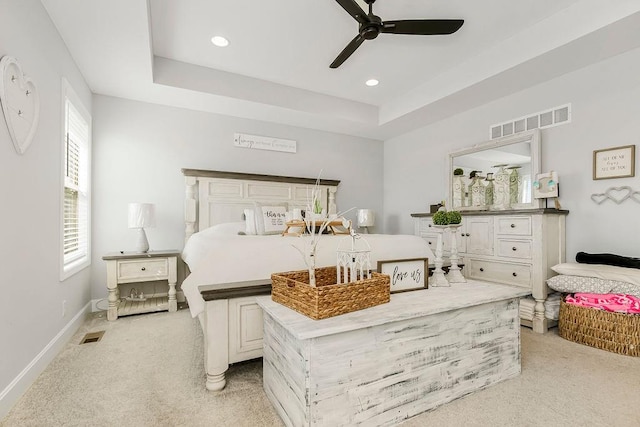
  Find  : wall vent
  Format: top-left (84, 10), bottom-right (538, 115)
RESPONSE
top-left (490, 103), bottom-right (571, 139)
top-left (80, 331), bottom-right (105, 344)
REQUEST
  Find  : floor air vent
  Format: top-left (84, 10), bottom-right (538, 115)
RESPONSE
top-left (80, 331), bottom-right (105, 344)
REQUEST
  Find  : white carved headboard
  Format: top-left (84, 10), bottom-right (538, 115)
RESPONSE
top-left (182, 169), bottom-right (340, 243)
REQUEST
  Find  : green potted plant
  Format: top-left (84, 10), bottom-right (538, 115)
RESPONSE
top-left (446, 210), bottom-right (462, 224)
top-left (432, 209), bottom-right (450, 225)
top-left (453, 168), bottom-right (464, 176)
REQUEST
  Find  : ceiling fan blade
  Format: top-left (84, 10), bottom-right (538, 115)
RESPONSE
top-left (335, 0), bottom-right (371, 25)
top-left (330, 34), bottom-right (365, 68)
top-left (381, 19), bottom-right (464, 35)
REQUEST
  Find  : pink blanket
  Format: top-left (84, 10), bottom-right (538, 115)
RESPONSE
top-left (565, 293), bottom-right (640, 314)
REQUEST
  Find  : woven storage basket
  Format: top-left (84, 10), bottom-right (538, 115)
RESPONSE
top-left (271, 266), bottom-right (390, 320)
top-left (558, 298), bottom-right (640, 357)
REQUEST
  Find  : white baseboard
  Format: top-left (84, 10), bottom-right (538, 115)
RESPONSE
top-left (91, 298), bottom-right (109, 312)
top-left (0, 301), bottom-right (91, 420)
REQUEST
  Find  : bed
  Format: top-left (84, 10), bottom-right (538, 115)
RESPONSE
top-left (180, 168), bottom-right (434, 391)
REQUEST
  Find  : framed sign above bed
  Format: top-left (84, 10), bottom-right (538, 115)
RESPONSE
top-left (377, 258), bottom-right (428, 293)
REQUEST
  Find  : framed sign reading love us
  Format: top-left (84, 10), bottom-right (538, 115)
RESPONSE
top-left (377, 258), bottom-right (428, 293)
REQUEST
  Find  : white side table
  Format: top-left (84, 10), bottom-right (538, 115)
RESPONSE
top-left (102, 250), bottom-right (179, 321)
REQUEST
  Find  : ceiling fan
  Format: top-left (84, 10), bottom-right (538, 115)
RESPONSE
top-left (331, 0), bottom-right (464, 68)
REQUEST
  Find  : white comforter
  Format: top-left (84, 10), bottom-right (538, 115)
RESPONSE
top-left (181, 231), bottom-right (434, 317)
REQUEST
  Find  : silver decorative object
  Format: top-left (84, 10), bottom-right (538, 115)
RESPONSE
top-left (492, 164), bottom-right (511, 210)
top-left (484, 173), bottom-right (495, 206)
top-left (452, 174), bottom-right (466, 208)
top-left (336, 229), bottom-right (372, 284)
top-left (507, 166), bottom-right (522, 205)
top-left (468, 172), bottom-right (484, 207)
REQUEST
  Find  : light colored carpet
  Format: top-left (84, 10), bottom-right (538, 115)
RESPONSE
top-left (2, 308), bottom-right (639, 427)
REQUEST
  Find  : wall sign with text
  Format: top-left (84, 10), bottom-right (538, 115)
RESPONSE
top-left (593, 145), bottom-right (635, 180)
top-left (377, 258), bottom-right (428, 293)
top-left (234, 133), bottom-right (297, 153)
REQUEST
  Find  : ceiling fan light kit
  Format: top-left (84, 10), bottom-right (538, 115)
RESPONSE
top-left (331, 0), bottom-right (464, 68)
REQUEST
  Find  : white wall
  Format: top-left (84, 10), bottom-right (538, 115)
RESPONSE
top-left (0, 0), bottom-right (92, 417)
top-left (91, 95), bottom-right (384, 299)
top-left (384, 46), bottom-right (640, 260)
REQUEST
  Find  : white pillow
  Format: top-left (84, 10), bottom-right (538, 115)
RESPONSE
top-left (202, 222), bottom-right (245, 236)
top-left (254, 202), bottom-right (288, 235)
top-left (551, 263), bottom-right (640, 287)
top-left (243, 209), bottom-right (257, 235)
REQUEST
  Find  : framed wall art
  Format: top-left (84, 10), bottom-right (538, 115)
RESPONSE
top-left (593, 145), bottom-right (635, 180)
top-left (377, 257), bottom-right (428, 293)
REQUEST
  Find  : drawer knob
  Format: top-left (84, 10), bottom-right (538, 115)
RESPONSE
top-left (428, 242), bottom-right (432, 245)
top-left (141, 267), bottom-right (146, 271)
top-left (512, 247), bottom-right (517, 251)
top-left (479, 268), bottom-right (484, 272)
top-left (428, 224), bottom-right (432, 228)
top-left (512, 272), bottom-right (517, 277)
top-left (465, 233), bottom-right (470, 237)
top-left (461, 233), bottom-right (465, 237)
top-left (510, 223), bottom-right (516, 228)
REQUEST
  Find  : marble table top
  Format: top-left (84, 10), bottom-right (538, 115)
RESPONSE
top-left (256, 280), bottom-right (530, 340)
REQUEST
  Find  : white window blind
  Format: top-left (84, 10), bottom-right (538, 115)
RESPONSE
top-left (61, 81), bottom-right (91, 279)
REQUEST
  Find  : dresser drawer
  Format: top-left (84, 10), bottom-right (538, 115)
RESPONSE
top-left (496, 217), bottom-right (531, 236)
top-left (418, 218), bottom-right (435, 233)
top-left (497, 239), bottom-right (532, 259)
top-left (466, 259), bottom-right (531, 288)
top-left (117, 259), bottom-right (169, 282)
top-left (421, 236), bottom-right (437, 250)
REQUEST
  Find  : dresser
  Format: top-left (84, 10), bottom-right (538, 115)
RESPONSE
top-left (412, 209), bottom-right (568, 333)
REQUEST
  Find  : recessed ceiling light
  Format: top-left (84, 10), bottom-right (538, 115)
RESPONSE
top-left (365, 79), bottom-right (379, 87)
top-left (211, 36), bottom-right (229, 47)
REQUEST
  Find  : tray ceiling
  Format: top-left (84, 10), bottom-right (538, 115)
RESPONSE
top-left (41, 0), bottom-right (640, 139)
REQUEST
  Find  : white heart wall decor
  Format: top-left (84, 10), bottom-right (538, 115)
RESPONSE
top-left (605, 186), bottom-right (632, 204)
top-left (631, 191), bottom-right (640, 204)
top-left (0, 56), bottom-right (39, 155)
top-left (590, 193), bottom-right (607, 205)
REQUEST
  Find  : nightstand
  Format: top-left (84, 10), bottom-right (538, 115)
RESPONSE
top-left (102, 250), bottom-right (179, 321)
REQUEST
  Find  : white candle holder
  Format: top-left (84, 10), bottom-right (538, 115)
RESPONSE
top-left (446, 223), bottom-right (466, 283)
top-left (430, 225), bottom-right (450, 287)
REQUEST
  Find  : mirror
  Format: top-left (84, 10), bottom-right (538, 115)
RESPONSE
top-left (448, 130), bottom-right (542, 211)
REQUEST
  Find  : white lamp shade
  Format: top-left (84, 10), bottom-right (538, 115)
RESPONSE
top-left (128, 203), bottom-right (156, 228)
top-left (357, 209), bottom-right (375, 227)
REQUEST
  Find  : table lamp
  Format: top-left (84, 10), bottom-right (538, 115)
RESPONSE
top-left (128, 203), bottom-right (156, 253)
top-left (357, 209), bottom-right (374, 234)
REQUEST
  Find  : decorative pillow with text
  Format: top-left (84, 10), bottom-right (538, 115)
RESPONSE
top-left (254, 203), bottom-right (288, 235)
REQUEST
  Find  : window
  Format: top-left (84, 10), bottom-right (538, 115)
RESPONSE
top-left (60, 80), bottom-right (91, 280)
